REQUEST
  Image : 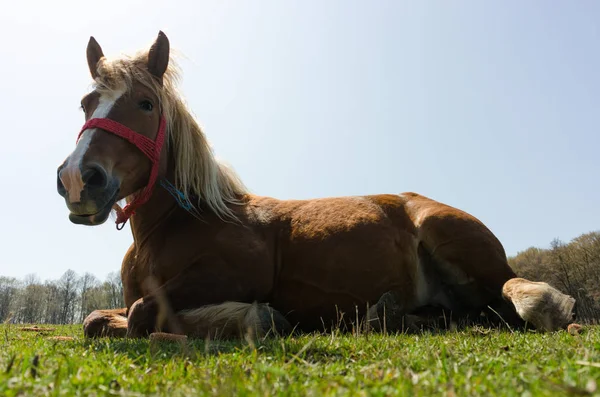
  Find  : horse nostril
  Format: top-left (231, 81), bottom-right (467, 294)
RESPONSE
top-left (57, 173), bottom-right (66, 195)
top-left (57, 164), bottom-right (67, 195)
top-left (82, 165), bottom-right (108, 189)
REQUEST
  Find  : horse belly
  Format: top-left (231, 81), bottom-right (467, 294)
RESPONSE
top-left (272, 226), bottom-right (419, 331)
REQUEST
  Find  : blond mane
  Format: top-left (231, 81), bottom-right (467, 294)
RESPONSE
top-left (92, 50), bottom-right (247, 221)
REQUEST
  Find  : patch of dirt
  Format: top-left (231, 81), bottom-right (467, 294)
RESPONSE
top-left (149, 332), bottom-right (188, 343)
top-left (20, 326), bottom-right (55, 333)
top-left (47, 336), bottom-right (75, 341)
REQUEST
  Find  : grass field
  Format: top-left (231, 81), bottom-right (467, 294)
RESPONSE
top-left (1, 324), bottom-right (599, 396)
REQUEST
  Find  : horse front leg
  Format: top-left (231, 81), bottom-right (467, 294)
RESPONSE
top-left (83, 308), bottom-right (128, 338)
top-left (125, 267), bottom-right (290, 339)
top-left (128, 298), bottom-right (291, 340)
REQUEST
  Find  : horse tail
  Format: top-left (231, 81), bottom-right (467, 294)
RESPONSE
top-left (176, 301), bottom-right (293, 340)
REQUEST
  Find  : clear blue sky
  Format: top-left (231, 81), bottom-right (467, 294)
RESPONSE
top-left (1, 1), bottom-right (598, 281)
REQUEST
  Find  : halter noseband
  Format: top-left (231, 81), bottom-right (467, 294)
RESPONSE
top-left (77, 116), bottom-right (167, 230)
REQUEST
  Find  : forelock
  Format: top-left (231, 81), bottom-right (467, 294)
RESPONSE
top-left (93, 51), bottom-right (175, 104)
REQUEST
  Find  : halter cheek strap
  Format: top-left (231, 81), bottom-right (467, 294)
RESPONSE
top-left (78, 116), bottom-right (167, 229)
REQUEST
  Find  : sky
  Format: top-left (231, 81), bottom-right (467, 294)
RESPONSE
top-left (0, 1), bottom-right (598, 281)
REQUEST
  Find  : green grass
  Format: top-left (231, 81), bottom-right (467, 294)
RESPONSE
top-left (1, 324), bottom-right (599, 396)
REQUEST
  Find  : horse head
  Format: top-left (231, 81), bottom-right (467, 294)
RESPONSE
top-left (57, 32), bottom-right (171, 227)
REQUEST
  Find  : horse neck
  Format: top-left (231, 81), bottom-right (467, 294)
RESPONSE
top-left (128, 144), bottom-right (179, 248)
top-left (127, 119), bottom-right (248, 247)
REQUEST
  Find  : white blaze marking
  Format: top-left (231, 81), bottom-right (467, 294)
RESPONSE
top-left (60, 88), bottom-right (125, 203)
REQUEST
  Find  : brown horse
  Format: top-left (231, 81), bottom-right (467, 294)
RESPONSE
top-left (57, 32), bottom-right (576, 339)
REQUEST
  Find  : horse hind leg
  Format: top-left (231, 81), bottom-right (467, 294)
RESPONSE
top-left (371, 194), bottom-right (577, 332)
top-left (83, 308), bottom-right (128, 338)
top-left (366, 240), bottom-right (523, 333)
top-left (411, 247), bottom-right (576, 331)
top-left (364, 243), bottom-right (448, 333)
top-left (415, 242), bottom-right (528, 329)
top-left (405, 198), bottom-right (535, 329)
top-left (416, 246), bottom-right (532, 330)
top-left (414, 212), bottom-right (576, 331)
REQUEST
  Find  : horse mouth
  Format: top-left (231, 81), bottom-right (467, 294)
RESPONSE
top-left (69, 190), bottom-right (119, 226)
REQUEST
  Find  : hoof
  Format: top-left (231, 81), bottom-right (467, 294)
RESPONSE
top-left (83, 310), bottom-right (127, 338)
top-left (365, 292), bottom-right (436, 333)
top-left (365, 292), bottom-right (409, 333)
top-left (502, 278), bottom-right (576, 331)
top-left (567, 323), bottom-right (583, 336)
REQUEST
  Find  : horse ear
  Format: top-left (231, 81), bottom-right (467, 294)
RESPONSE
top-left (86, 36), bottom-right (104, 79)
top-left (147, 31), bottom-right (170, 81)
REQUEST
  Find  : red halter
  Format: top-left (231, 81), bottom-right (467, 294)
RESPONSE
top-left (77, 116), bottom-right (167, 229)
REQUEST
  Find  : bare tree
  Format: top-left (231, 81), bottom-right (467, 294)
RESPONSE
top-left (510, 231), bottom-right (600, 322)
top-left (43, 281), bottom-right (61, 324)
top-left (14, 274), bottom-right (45, 324)
top-left (79, 273), bottom-right (99, 322)
top-left (58, 270), bottom-right (80, 324)
top-left (105, 271), bottom-right (124, 309)
top-left (0, 276), bottom-right (19, 322)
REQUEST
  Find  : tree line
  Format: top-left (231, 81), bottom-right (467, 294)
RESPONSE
top-left (508, 230), bottom-right (600, 322)
top-left (0, 270), bottom-right (123, 324)
top-left (1, 230), bottom-right (599, 325)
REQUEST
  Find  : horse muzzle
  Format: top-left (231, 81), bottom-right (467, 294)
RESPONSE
top-left (57, 161), bottom-right (120, 225)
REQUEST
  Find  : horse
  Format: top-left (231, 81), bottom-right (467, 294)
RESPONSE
top-left (56, 31), bottom-right (577, 339)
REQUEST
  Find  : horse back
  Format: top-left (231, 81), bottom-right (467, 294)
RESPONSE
top-left (250, 192), bottom-right (515, 330)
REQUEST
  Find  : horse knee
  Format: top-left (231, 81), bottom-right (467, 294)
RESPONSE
top-left (83, 309), bottom-right (128, 338)
top-left (127, 297), bottom-right (167, 338)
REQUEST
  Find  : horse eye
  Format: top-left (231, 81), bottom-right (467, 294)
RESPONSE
top-left (80, 104), bottom-right (85, 112)
top-left (139, 100), bottom-right (153, 112)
